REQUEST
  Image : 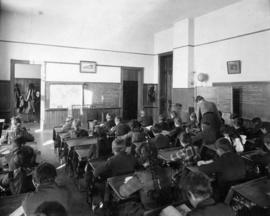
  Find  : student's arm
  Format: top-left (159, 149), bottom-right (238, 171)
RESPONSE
top-left (117, 131), bottom-right (132, 140)
top-left (198, 160), bottom-right (219, 176)
top-left (93, 159), bottom-right (111, 179)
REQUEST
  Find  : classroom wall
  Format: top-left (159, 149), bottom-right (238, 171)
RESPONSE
top-left (194, 0), bottom-right (270, 86)
top-left (154, 0), bottom-right (270, 118)
top-left (15, 64), bottom-right (41, 79)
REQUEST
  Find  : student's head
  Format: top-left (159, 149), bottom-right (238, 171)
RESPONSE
top-left (179, 132), bottom-right (191, 147)
top-left (114, 116), bottom-right (121, 125)
top-left (36, 91), bottom-right (40, 98)
top-left (182, 172), bottom-right (212, 208)
top-left (175, 103), bottom-right (182, 110)
top-left (34, 201), bottom-right (67, 216)
top-left (174, 117), bottom-right (182, 127)
top-left (129, 119), bottom-right (141, 131)
top-left (195, 96), bottom-right (204, 103)
top-left (232, 117), bottom-right (243, 128)
top-left (14, 145), bottom-right (35, 168)
top-left (106, 113), bottom-right (112, 121)
top-left (140, 110), bottom-right (146, 117)
top-left (33, 163), bottom-right (57, 186)
top-left (72, 119), bottom-right (81, 130)
top-left (112, 138), bottom-right (126, 155)
top-left (220, 125), bottom-right (233, 138)
top-left (151, 123), bottom-right (162, 135)
top-left (252, 117), bottom-right (262, 128)
top-left (158, 114), bottom-right (166, 123)
top-left (263, 133), bottom-right (270, 151)
top-left (190, 112), bottom-right (197, 122)
top-left (170, 110), bottom-right (177, 119)
top-left (65, 116), bottom-right (73, 124)
top-left (215, 137), bottom-right (234, 156)
top-left (11, 116), bottom-right (21, 127)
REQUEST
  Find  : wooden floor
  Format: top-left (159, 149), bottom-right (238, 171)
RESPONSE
top-left (25, 123), bottom-right (91, 216)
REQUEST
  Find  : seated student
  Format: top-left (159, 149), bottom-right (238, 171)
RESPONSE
top-left (167, 110), bottom-right (177, 130)
top-left (186, 112), bottom-right (199, 130)
top-left (94, 138), bottom-right (138, 179)
top-left (198, 138), bottom-right (246, 201)
top-left (1, 116), bottom-right (25, 145)
top-left (251, 133), bottom-right (270, 168)
top-left (102, 113), bottom-right (115, 132)
top-left (22, 163), bottom-right (70, 216)
top-left (230, 115), bottom-right (246, 135)
top-left (59, 116), bottom-right (74, 133)
top-left (166, 117), bottom-right (184, 146)
top-left (0, 143), bottom-right (36, 194)
top-left (150, 123), bottom-right (170, 149)
top-left (221, 126), bottom-right (244, 153)
top-left (246, 117), bottom-right (267, 149)
top-left (69, 119), bottom-right (88, 138)
top-left (170, 132), bottom-right (199, 166)
top-left (182, 172), bottom-right (234, 216)
top-left (34, 201), bottom-right (67, 216)
top-left (110, 116), bottom-right (130, 137)
top-left (138, 110), bottom-right (153, 127)
top-left (158, 114), bottom-right (170, 131)
top-left (117, 120), bottom-right (147, 154)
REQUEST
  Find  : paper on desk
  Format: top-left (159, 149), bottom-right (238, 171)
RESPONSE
top-left (124, 176), bottom-right (133, 183)
top-left (160, 205), bottom-right (182, 216)
top-left (9, 205), bottom-right (24, 216)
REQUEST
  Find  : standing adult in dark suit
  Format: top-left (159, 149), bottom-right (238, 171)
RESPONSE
top-left (138, 110), bottom-right (153, 127)
top-left (195, 96), bottom-right (221, 133)
top-left (110, 116), bottom-right (130, 137)
top-left (182, 172), bottom-right (234, 216)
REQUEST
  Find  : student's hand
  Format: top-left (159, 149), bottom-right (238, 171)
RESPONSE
top-left (261, 128), bottom-right (268, 134)
top-left (197, 160), bottom-right (213, 166)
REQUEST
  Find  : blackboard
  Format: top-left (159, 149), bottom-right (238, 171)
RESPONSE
top-left (49, 84), bottom-right (83, 108)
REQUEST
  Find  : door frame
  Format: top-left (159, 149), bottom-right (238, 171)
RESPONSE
top-left (158, 51), bottom-right (173, 116)
top-left (10, 59), bottom-right (30, 117)
top-left (120, 67), bottom-right (144, 119)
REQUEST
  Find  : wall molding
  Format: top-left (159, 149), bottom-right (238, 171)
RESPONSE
top-left (213, 81), bottom-right (270, 86)
top-left (0, 39), bottom-right (155, 56)
top-left (173, 27), bottom-right (270, 51)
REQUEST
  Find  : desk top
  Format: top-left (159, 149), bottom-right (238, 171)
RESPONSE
top-left (107, 173), bottom-right (134, 200)
top-left (65, 137), bottom-right (97, 148)
top-left (75, 148), bottom-right (90, 160)
top-left (241, 150), bottom-right (265, 161)
top-left (158, 147), bottom-right (181, 162)
top-left (89, 159), bottom-right (106, 171)
top-left (0, 193), bottom-right (27, 216)
top-left (231, 177), bottom-right (270, 208)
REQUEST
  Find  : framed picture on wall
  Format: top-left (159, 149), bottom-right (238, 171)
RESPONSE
top-left (227, 60), bottom-right (241, 74)
top-left (80, 61), bottom-right (97, 73)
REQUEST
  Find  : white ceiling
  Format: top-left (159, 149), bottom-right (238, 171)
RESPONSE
top-left (0, 0), bottom-right (241, 52)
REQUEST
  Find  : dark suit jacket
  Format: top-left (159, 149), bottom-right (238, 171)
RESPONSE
top-left (22, 183), bottom-right (70, 216)
top-left (188, 198), bottom-right (234, 216)
top-left (199, 152), bottom-right (246, 185)
top-left (150, 134), bottom-right (170, 149)
top-left (139, 116), bottom-right (153, 127)
top-left (94, 152), bottom-right (137, 179)
top-left (114, 123), bottom-right (131, 136)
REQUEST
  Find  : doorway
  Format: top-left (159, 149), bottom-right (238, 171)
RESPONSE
top-left (232, 87), bottom-right (242, 116)
top-left (11, 60), bottom-right (41, 123)
top-left (121, 67), bottom-right (143, 120)
top-left (159, 53), bottom-right (173, 116)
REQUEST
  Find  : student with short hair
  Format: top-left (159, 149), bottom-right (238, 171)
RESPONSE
top-left (34, 201), bottom-right (68, 216)
top-left (69, 119), bottom-right (88, 138)
top-left (182, 172), bottom-right (234, 216)
top-left (198, 138), bottom-right (246, 201)
top-left (170, 132), bottom-right (199, 166)
top-left (150, 123), bottom-right (170, 149)
top-left (94, 139), bottom-right (138, 179)
top-left (138, 110), bottom-right (153, 127)
top-left (110, 116), bottom-right (130, 137)
top-left (22, 163), bottom-right (70, 216)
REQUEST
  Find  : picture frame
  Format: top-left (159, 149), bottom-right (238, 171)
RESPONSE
top-left (227, 60), bottom-right (241, 74)
top-left (80, 61), bottom-right (97, 73)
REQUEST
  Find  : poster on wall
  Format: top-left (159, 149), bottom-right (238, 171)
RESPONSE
top-left (227, 60), bottom-right (241, 74)
top-left (80, 61), bottom-right (97, 73)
